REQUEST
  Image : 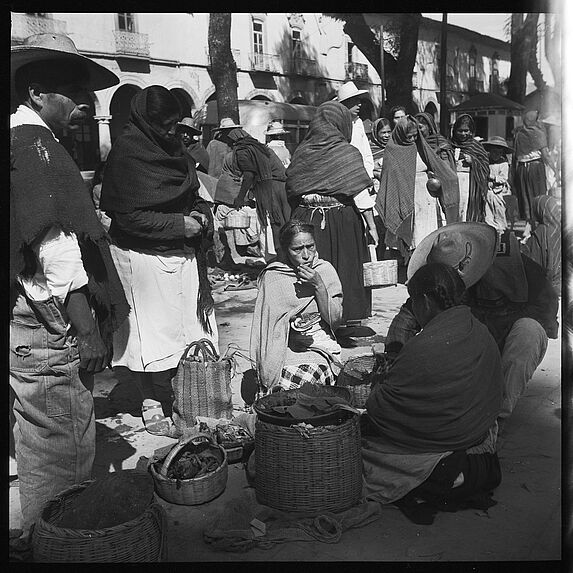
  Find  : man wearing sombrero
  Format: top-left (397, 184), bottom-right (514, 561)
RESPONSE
top-left (385, 222), bottom-right (558, 428)
top-left (10, 33), bottom-right (129, 534)
top-left (176, 116), bottom-right (210, 174)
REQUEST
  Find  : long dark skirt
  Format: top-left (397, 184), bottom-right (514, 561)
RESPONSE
top-left (292, 203), bottom-right (371, 321)
top-left (253, 180), bottom-right (291, 253)
top-left (514, 160), bottom-right (547, 223)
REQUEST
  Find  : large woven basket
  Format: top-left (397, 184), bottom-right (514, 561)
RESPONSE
top-left (149, 435), bottom-right (228, 506)
top-left (255, 415), bottom-right (362, 514)
top-left (224, 209), bottom-right (250, 229)
top-left (31, 481), bottom-right (167, 562)
top-left (363, 245), bottom-right (398, 288)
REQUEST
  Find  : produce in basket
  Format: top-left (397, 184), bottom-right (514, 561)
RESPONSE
top-left (153, 440), bottom-right (224, 481)
top-left (55, 470), bottom-right (154, 530)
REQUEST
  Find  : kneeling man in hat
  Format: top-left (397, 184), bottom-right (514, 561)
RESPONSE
top-left (385, 223), bottom-right (558, 428)
top-left (10, 33), bottom-right (129, 533)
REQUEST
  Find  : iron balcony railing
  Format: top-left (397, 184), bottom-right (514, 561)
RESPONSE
top-left (292, 56), bottom-right (319, 76)
top-left (11, 13), bottom-right (67, 41)
top-left (249, 52), bottom-right (280, 72)
top-left (114, 30), bottom-right (150, 58)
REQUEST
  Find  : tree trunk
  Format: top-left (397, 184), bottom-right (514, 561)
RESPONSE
top-left (207, 13), bottom-right (239, 123)
top-left (544, 13), bottom-right (561, 88)
top-left (507, 13), bottom-right (539, 104)
top-left (332, 13), bottom-right (420, 116)
top-left (527, 18), bottom-right (546, 92)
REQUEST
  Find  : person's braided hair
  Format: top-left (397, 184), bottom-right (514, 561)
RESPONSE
top-left (407, 262), bottom-right (466, 310)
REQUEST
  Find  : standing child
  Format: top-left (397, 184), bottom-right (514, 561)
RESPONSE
top-left (482, 136), bottom-right (513, 234)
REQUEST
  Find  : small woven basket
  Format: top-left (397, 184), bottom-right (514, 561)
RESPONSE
top-left (255, 415), bottom-right (362, 514)
top-left (31, 481), bottom-right (167, 562)
top-left (149, 434), bottom-right (228, 506)
top-left (336, 354), bottom-right (391, 408)
top-left (224, 209), bottom-right (250, 229)
top-left (363, 245), bottom-right (398, 288)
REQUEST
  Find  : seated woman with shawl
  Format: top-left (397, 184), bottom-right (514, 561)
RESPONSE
top-left (100, 86), bottom-right (218, 436)
top-left (251, 220), bottom-right (343, 392)
top-left (376, 116), bottom-right (460, 264)
top-left (362, 262), bottom-right (503, 525)
top-left (451, 113), bottom-right (490, 223)
top-left (286, 101), bottom-right (379, 325)
top-left (218, 124), bottom-right (291, 261)
top-left (414, 112), bottom-right (456, 171)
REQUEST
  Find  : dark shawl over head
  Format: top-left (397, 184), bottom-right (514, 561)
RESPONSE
top-left (415, 112), bottom-right (456, 170)
top-left (227, 128), bottom-right (276, 182)
top-left (100, 86), bottom-right (214, 334)
top-left (100, 86), bottom-right (200, 214)
top-left (10, 123), bottom-right (129, 350)
top-left (370, 117), bottom-right (391, 163)
top-left (366, 305), bottom-right (502, 452)
top-left (451, 113), bottom-right (490, 222)
top-left (286, 101), bottom-right (372, 201)
top-left (521, 195), bottom-right (561, 293)
top-left (376, 117), bottom-right (460, 247)
top-left (514, 113), bottom-right (548, 158)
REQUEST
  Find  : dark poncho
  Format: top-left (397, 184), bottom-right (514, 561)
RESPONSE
top-left (10, 123), bottom-right (129, 351)
top-left (100, 87), bottom-right (214, 333)
top-left (366, 305), bottom-right (502, 453)
top-left (451, 114), bottom-right (490, 223)
top-left (286, 101), bottom-right (372, 202)
top-left (376, 117), bottom-right (460, 248)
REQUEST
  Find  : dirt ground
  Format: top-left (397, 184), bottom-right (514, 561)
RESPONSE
top-left (9, 277), bottom-right (564, 566)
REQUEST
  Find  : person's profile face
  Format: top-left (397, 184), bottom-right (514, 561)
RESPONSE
top-left (40, 81), bottom-right (92, 134)
top-left (418, 120), bottom-right (430, 139)
top-left (343, 96), bottom-right (362, 119)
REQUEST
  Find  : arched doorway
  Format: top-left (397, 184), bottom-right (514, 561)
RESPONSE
top-left (110, 84), bottom-right (141, 143)
top-left (170, 88), bottom-right (194, 118)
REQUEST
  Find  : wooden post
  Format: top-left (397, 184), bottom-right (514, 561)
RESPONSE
top-left (439, 13), bottom-right (449, 136)
top-left (379, 24), bottom-right (385, 117)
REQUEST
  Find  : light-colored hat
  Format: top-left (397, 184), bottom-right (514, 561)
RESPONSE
top-left (212, 117), bottom-right (243, 131)
top-left (482, 136), bottom-right (513, 152)
top-left (11, 33), bottom-right (119, 91)
top-left (336, 81), bottom-right (368, 103)
top-left (407, 222), bottom-right (498, 288)
top-left (265, 120), bottom-right (289, 135)
top-left (541, 114), bottom-right (560, 126)
top-left (177, 117), bottom-right (202, 134)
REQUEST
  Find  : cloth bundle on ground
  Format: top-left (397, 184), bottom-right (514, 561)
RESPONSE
top-left (203, 489), bottom-right (381, 553)
top-left (521, 195), bottom-right (561, 295)
top-left (10, 124), bottom-right (129, 348)
top-left (251, 258), bottom-right (342, 391)
top-left (286, 101), bottom-right (372, 201)
top-left (451, 114), bottom-right (490, 222)
top-left (376, 117), bottom-right (460, 249)
top-left (100, 87), bottom-right (214, 333)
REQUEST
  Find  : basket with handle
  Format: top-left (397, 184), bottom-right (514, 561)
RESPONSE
top-left (171, 338), bottom-right (234, 433)
top-left (363, 245), bottom-right (398, 288)
top-left (224, 208), bottom-right (250, 229)
top-left (148, 434), bottom-right (228, 506)
top-left (31, 480), bottom-right (167, 562)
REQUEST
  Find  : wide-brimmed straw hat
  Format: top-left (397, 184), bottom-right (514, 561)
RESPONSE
top-left (212, 117), bottom-right (243, 131)
top-left (482, 135), bottom-right (513, 152)
top-left (176, 117), bottom-right (202, 134)
top-left (265, 120), bottom-right (289, 135)
top-left (11, 33), bottom-right (119, 92)
top-left (336, 81), bottom-right (368, 103)
top-left (407, 222), bottom-right (498, 288)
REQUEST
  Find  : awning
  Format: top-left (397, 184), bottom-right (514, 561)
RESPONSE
top-left (451, 93), bottom-right (524, 112)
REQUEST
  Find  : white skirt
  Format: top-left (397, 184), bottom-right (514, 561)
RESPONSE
top-left (110, 244), bottom-right (219, 372)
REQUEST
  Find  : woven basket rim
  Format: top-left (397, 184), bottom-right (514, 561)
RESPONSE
top-left (35, 480), bottom-right (159, 535)
top-left (149, 443), bottom-right (228, 484)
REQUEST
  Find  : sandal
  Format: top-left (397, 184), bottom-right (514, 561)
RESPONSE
top-left (141, 399), bottom-right (172, 436)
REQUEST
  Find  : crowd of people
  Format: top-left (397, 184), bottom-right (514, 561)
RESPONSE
top-left (10, 34), bottom-right (562, 539)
